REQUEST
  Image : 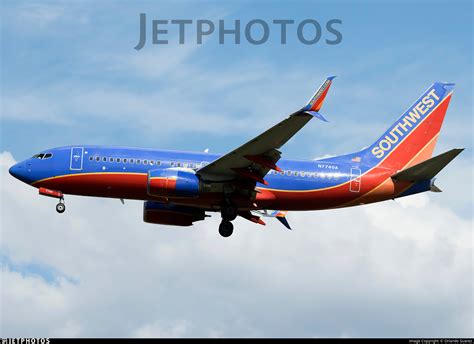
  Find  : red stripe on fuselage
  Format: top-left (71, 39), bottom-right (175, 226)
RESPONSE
top-left (36, 173), bottom-right (150, 200)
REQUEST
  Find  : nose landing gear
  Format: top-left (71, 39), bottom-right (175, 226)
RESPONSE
top-left (39, 187), bottom-right (66, 214)
top-left (56, 199), bottom-right (66, 213)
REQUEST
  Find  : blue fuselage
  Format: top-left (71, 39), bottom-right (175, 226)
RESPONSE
top-left (9, 145), bottom-right (428, 211)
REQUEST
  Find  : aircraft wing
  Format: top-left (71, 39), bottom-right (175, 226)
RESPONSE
top-left (197, 76), bottom-right (336, 183)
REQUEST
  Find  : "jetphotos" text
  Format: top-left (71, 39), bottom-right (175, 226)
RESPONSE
top-left (134, 13), bottom-right (343, 50)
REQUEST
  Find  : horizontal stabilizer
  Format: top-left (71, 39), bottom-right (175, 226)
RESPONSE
top-left (251, 210), bottom-right (292, 230)
top-left (430, 179), bottom-right (442, 193)
top-left (276, 216), bottom-right (292, 230)
top-left (392, 148), bottom-right (464, 182)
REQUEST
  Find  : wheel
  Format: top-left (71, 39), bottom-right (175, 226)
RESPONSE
top-left (219, 221), bottom-right (234, 238)
top-left (221, 205), bottom-right (238, 221)
top-left (56, 202), bottom-right (66, 213)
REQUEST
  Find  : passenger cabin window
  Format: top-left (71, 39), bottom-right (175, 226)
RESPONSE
top-left (96, 157), bottom-right (100, 161)
top-left (116, 158), bottom-right (121, 163)
top-left (156, 161), bottom-right (161, 166)
top-left (136, 159), bottom-right (141, 164)
top-left (130, 158), bottom-right (134, 163)
top-left (89, 156), bottom-right (93, 161)
top-left (102, 157), bottom-right (107, 162)
top-left (150, 160), bottom-right (154, 166)
top-left (123, 158), bottom-right (128, 163)
top-left (143, 160), bottom-right (148, 165)
top-left (109, 157), bottom-right (114, 162)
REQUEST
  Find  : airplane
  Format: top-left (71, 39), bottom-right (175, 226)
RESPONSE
top-left (9, 77), bottom-right (463, 237)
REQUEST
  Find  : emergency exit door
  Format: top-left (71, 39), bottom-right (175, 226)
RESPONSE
top-left (70, 147), bottom-right (84, 170)
top-left (349, 168), bottom-right (361, 192)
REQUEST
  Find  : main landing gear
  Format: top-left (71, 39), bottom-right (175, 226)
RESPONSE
top-left (218, 221), bottom-right (233, 238)
top-left (219, 204), bottom-right (238, 238)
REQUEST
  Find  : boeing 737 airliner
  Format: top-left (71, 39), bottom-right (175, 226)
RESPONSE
top-left (9, 77), bottom-right (463, 237)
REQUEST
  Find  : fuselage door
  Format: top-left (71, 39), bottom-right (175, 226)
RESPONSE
top-left (349, 167), bottom-right (361, 192)
top-left (70, 147), bottom-right (84, 170)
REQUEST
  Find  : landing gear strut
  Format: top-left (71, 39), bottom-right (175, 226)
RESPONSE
top-left (56, 199), bottom-right (66, 213)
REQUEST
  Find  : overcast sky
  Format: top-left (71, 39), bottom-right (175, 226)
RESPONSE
top-left (1, 0), bottom-right (472, 338)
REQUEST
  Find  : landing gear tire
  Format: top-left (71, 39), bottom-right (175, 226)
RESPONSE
top-left (221, 205), bottom-right (238, 221)
top-left (219, 221), bottom-right (234, 238)
top-left (56, 202), bottom-right (65, 214)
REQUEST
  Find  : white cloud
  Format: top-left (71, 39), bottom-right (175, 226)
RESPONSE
top-left (1, 268), bottom-right (78, 337)
top-left (0, 151), bottom-right (472, 337)
top-left (1, 57), bottom-right (275, 138)
top-left (18, 4), bottom-right (65, 28)
top-left (112, 45), bottom-right (200, 80)
top-left (133, 320), bottom-right (189, 338)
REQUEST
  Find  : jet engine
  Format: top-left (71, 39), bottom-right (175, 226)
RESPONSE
top-left (147, 169), bottom-right (200, 197)
top-left (143, 201), bottom-right (206, 226)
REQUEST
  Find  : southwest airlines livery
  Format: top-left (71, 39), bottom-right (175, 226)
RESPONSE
top-left (9, 78), bottom-right (463, 237)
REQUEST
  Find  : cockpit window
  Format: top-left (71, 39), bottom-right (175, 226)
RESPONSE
top-left (32, 153), bottom-right (52, 160)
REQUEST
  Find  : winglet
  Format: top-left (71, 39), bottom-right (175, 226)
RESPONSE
top-left (302, 76), bottom-right (336, 118)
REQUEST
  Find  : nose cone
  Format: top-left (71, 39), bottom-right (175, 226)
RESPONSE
top-left (9, 163), bottom-right (21, 178)
top-left (9, 162), bottom-right (29, 183)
